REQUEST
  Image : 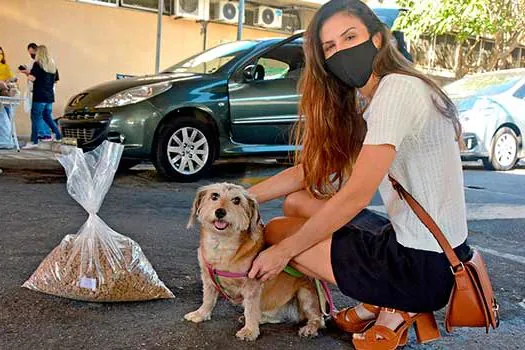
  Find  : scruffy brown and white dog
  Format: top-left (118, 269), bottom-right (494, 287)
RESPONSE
top-left (184, 183), bottom-right (324, 341)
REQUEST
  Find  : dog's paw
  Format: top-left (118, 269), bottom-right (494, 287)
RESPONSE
top-left (184, 310), bottom-right (211, 323)
top-left (236, 326), bottom-right (260, 341)
top-left (298, 322), bottom-right (320, 338)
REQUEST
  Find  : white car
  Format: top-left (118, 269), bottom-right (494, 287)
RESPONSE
top-left (444, 69), bottom-right (525, 171)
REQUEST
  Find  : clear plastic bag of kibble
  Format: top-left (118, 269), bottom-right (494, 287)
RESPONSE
top-left (23, 141), bottom-right (174, 302)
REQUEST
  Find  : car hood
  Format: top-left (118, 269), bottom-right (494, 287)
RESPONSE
top-left (65, 72), bottom-right (203, 110)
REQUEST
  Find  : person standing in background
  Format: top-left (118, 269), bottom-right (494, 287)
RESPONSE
top-left (0, 47), bottom-right (14, 82)
top-left (0, 47), bottom-right (15, 117)
top-left (23, 45), bottom-right (61, 149)
top-left (20, 43), bottom-right (51, 141)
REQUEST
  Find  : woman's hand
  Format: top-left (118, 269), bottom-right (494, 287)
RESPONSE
top-left (248, 244), bottom-right (292, 282)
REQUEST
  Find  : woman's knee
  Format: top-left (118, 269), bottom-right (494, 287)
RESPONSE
top-left (283, 190), bottom-right (325, 218)
top-left (283, 190), bottom-right (312, 217)
top-left (283, 192), bottom-right (300, 217)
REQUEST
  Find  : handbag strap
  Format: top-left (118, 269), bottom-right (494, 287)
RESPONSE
top-left (388, 175), bottom-right (463, 271)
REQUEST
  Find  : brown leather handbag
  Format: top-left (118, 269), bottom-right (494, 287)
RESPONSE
top-left (388, 176), bottom-right (500, 333)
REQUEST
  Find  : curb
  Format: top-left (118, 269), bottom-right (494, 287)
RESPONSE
top-left (0, 157), bottom-right (61, 171)
top-left (0, 142), bottom-right (63, 171)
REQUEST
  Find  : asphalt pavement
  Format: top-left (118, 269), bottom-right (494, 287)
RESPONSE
top-left (0, 162), bottom-right (524, 350)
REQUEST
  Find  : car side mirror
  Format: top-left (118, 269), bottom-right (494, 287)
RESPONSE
top-left (243, 65), bottom-right (256, 82)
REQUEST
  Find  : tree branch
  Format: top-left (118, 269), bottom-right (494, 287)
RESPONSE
top-left (465, 38), bottom-right (482, 59)
top-left (487, 31), bottom-right (522, 70)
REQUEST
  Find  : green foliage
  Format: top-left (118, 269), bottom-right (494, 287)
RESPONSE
top-left (394, 0), bottom-right (524, 76)
top-left (395, 0), bottom-right (523, 42)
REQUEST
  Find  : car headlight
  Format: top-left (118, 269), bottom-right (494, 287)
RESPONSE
top-left (95, 81), bottom-right (172, 108)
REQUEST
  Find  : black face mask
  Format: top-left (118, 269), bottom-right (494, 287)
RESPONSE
top-left (30, 53), bottom-right (36, 59)
top-left (325, 38), bottom-right (378, 88)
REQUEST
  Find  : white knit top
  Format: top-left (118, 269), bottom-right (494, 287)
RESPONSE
top-left (363, 73), bottom-right (468, 252)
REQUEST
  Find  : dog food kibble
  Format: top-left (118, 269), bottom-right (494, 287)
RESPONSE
top-left (23, 234), bottom-right (174, 302)
top-left (23, 142), bottom-right (174, 302)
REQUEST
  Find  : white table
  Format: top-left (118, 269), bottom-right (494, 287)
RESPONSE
top-left (0, 96), bottom-right (23, 151)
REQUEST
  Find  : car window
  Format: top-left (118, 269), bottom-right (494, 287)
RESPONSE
top-left (445, 73), bottom-right (522, 98)
top-left (257, 57), bottom-right (290, 81)
top-left (513, 84), bottom-right (525, 100)
top-left (232, 41), bottom-right (305, 83)
top-left (163, 41), bottom-right (257, 75)
top-left (259, 44), bottom-right (304, 81)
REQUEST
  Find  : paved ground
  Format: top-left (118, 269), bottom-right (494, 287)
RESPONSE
top-left (0, 160), bottom-right (524, 350)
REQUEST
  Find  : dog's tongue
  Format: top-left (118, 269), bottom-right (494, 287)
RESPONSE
top-left (214, 220), bottom-right (228, 230)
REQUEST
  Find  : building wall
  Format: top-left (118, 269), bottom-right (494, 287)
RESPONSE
top-left (1, 0), bottom-right (287, 136)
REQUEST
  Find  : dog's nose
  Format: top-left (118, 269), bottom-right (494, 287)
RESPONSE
top-left (215, 208), bottom-right (226, 219)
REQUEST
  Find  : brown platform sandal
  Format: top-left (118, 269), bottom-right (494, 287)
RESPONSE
top-left (352, 308), bottom-right (441, 350)
top-left (332, 303), bottom-right (381, 333)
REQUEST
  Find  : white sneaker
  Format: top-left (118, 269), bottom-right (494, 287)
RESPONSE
top-left (22, 142), bottom-right (39, 150)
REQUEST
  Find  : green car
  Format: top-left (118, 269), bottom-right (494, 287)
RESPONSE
top-left (60, 33), bottom-right (304, 181)
top-left (60, 8), bottom-right (410, 181)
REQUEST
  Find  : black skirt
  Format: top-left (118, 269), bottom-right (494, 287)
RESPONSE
top-left (330, 209), bottom-right (472, 313)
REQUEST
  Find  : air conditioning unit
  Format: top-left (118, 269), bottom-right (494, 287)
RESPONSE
top-left (254, 6), bottom-right (283, 29)
top-left (283, 8), bottom-right (314, 32)
top-left (211, 1), bottom-right (241, 24)
top-left (282, 12), bottom-right (301, 33)
top-left (173, 0), bottom-right (209, 21)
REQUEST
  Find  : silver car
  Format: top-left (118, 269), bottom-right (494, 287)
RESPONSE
top-left (444, 69), bottom-right (525, 171)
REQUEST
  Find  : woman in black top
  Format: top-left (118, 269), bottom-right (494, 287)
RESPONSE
top-left (24, 45), bottom-right (61, 148)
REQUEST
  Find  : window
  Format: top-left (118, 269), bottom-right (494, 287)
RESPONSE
top-left (257, 58), bottom-right (289, 81)
top-left (445, 73), bottom-right (522, 98)
top-left (514, 84), bottom-right (525, 100)
top-left (77, 0), bottom-right (117, 6)
top-left (121, 0), bottom-right (171, 13)
top-left (256, 43), bottom-right (305, 81)
top-left (163, 41), bottom-right (257, 75)
top-left (231, 40), bottom-right (304, 83)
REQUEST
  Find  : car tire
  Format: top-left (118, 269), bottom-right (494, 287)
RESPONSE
top-left (483, 127), bottom-right (519, 171)
top-left (153, 117), bottom-right (215, 182)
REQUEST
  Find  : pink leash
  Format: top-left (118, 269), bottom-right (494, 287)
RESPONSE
top-left (316, 279), bottom-right (336, 317)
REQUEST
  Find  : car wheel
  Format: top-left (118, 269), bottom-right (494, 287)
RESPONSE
top-left (484, 127), bottom-right (519, 171)
top-left (154, 117), bottom-right (215, 182)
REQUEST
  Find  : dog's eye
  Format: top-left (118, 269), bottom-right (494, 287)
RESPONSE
top-left (232, 197), bottom-right (241, 205)
top-left (211, 193), bottom-right (220, 201)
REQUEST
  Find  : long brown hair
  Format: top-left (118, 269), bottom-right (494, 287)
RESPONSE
top-left (294, 0), bottom-right (461, 198)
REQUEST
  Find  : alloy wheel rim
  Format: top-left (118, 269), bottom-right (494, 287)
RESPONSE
top-left (494, 133), bottom-right (517, 168)
top-left (167, 127), bottom-right (209, 175)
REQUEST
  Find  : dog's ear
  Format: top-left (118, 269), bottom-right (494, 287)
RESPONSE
top-left (246, 194), bottom-right (261, 237)
top-left (187, 187), bottom-right (208, 229)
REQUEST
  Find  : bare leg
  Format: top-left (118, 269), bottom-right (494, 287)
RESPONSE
top-left (265, 217), bottom-right (377, 321)
top-left (267, 217), bottom-right (415, 338)
top-left (264, 217), bottom-right (336, 284)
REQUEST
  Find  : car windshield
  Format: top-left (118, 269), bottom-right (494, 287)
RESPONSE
top-left (162, 41), bottom-right (257, 75)
top-left (445, 73), bottom-right (521, 98)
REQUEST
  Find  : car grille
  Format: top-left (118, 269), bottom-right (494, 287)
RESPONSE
top-left (63, 112), bottom-right (110, 120)
top-left (63, 128), bottom-right (97, 144)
